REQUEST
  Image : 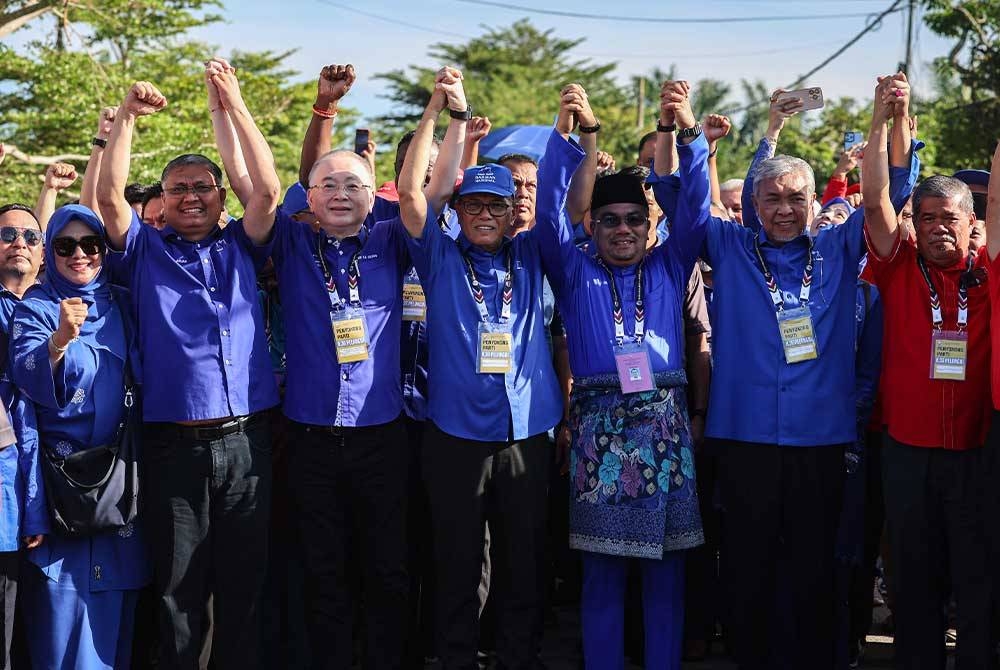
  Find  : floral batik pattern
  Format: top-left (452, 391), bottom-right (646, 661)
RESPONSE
top-left (568, 383), bottom-right (704, 559)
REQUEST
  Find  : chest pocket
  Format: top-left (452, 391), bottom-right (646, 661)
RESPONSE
top-left (357, 255), bottom-right (396, 308)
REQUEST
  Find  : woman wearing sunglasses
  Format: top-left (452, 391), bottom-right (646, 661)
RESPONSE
top-left (9, 204), bottom-right (148, 669)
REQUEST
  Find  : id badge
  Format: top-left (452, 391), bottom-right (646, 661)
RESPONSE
top-left (613, 342), bottom-right (655, 394)
top-left (777, 307), bottom-right (819, 364)
top-left (930, 330), bottom-right (968, 381)
top-left (477, 322), bottom-right (512, 374)
top-left (402, 278), bottom-right (427, 322)
top-left (331, 307), bottom-right (370, 363)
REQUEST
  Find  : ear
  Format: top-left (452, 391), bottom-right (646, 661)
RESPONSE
top-left (218, 186), bottom-right (227, 206)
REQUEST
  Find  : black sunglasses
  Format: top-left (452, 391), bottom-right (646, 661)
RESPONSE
top-left (52, 235), bottom-right (103, 258)
top-left (0, 226), bottom-right (42, 247)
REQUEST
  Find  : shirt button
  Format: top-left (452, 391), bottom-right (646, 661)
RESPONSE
top-left (203, 258), bottom-right (209, 264)
top-left (217, 302), bottom-right (224, 309)
top-left (342, 372), bottom-right (349, 380)
top-left (210, 287), bottom-right (217, 292)
top-left (221, 330), bottom-right (229, 337)
top-left (340, 269), bottom-right (346, 274)
top-left (339, 250), bottom-right (344, 256)
top-left (225, 359), bottom-right (232, 366)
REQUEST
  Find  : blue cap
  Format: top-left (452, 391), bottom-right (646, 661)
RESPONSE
top-left (457, 164), bottom-right (515, 198)
top-left (282, 182), bottom-right (310, 215)
top-left (953, 169), bottom-right (990, 188)
top-left (821, 196), bottom-right (855, 216)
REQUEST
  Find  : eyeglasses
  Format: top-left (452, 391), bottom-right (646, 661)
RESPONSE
top-left (460, 200), bottom-right (510, 217)
top-left (593, 213), bottom-right (649, 229)
top-left (0, 226), bottom-right (42, 247)
top-left (309, 182), bottom-right (372, 196)
top-left (52, 235), bottom-right (103, 257)
top-left (163, 183), bottom-right (222, 198)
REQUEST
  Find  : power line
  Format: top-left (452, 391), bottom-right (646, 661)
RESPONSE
top-left (315, 0), bottom-right (471, 39)
top-left (720, 0), bottom-right (905, 116)
top-left (456, 0), bottom-right (902, 24)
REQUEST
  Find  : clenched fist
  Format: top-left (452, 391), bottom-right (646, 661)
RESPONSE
top-left (53, 298), bottom-right (89, 351)
top-left (317, 64), bottom-right (356, 109)
top-left (123, 82), bottom-right (167, 117)
top-left (44, 163), bottom-right (78, 191)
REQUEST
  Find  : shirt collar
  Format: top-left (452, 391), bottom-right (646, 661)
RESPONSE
top-left (756, 225), bottom-right (810, 249)
top-left (161, 223), bottom-right (224, 246)
top-left (456, 230), bottom-right (512, 256)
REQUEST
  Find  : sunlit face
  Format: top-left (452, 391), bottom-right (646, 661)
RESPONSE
top-left (915, 195), bottom-right (974, 267)
top-left (161, 165), bottom-right (225, 240)
top-left (456, 195), bottom-right (512, 252)
top-left (593, 203), bottom-right (650, 267)
top-left (720, 188), bottom-right (743, 224)
top-left (897, 197), bottom-right (914, 241)
top-left (307, 154), bottom-right (376, 237)
top-left (753, 172), bottom-right (815, 244)
top-left (502, 160), bottom-right (538, 235)
top-left (814, 202), bottom-right (851, 228)
top-left (0, 210), bottom-right (43, 281)
top-left (969, 219), bottom-right (986, 253)
top-left (53, 220), bottom-right (103, 286)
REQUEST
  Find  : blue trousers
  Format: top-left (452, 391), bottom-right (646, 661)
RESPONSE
top-left (580, 551), bottom-right (685, 670)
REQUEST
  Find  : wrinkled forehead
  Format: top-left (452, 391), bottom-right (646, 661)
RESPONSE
top-left (759, 172), bottom-right (812, 196)
top-left (502, 160), bottom-right (537, 181)
top-left (0, 210), bottom-right (41, 231)
top-left (310, 154), bottom-right (372, 184)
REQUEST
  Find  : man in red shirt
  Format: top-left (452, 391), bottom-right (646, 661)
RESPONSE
top-left (864, 74), bottom-right (993, 669)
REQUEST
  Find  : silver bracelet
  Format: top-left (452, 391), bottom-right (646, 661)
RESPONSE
top-left (48, 333), bottom-right (72, 353)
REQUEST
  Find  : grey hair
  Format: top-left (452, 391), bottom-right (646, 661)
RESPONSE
top-left (912, 175), bottom-right (974, 217)
top-left (719, 178), bottom-right (744, 193)
top-left (752, 156), bottom-right (815, 198)
top-left (308, 149), bottom-right (375, 185)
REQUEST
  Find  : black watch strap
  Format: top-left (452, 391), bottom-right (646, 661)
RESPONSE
top-left (578, 121), bottom-right (601, 134)
top-left (449, 106), bottom-right (473, 120)
top-left (656, 122), bottom-right (676, 133)
top-left (92, 137), bottom-right (108, 148)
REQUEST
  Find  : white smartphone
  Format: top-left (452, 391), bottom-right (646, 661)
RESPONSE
top-left (775, 87), bottom-right (825, 112)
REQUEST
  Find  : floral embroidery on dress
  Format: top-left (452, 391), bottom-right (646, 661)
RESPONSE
top-left (23, 354), bottom-right (35, 371)
top-left (54, 441), bottom-right (73, 457)
top-left (117, 522), bottom-right (134, 538)
top-left (70, 388), bottom-right (86, 404)
top-left (11, 323), bottom-right (21, 339)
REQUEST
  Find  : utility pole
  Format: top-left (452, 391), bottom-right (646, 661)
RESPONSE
top-left (637, 77), bottom-right (645, 130)
top-left (903, 0), bottom-right (916, 74)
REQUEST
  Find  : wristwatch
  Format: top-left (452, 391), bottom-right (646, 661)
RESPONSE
top-left (656, 122), bottom-right (676, 133)
top-left (578, 121), bottom-right (601, 134)
top-left (449, 106), bottom-right (473, 120)
top-left (677, 124), bottom-right (703, 141)
top-left (92, 137), bottom-right (108, 148)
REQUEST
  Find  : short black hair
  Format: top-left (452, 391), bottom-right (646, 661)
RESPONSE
top-left (140, 183), bottom-right (163, 219)
top-left (124, 182), bottom-right (148, 205)
top-left (0, 203), bottom-right (40, 225)
top-left (497, 153), bottom-right (538, 169)
top-left (638, 131), bottom-right (657, 156)
top-left (912, 175), bottom-right (974, 218)
top-left (161, 154), bottom-right (223, 184)
top-left (394, 130), bottom-right (442, 180)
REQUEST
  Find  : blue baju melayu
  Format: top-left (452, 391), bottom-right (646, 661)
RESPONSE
top-left (9, 205), bottom-right (149, 670)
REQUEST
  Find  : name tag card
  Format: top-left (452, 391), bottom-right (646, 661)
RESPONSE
top-left (930, 330), bottom-right (968, 381)
top-left (332, 308), bottom-right (370, 363)
top-left (402, 279), bottom-right (427, 322)
top-left (613, 342), bottom-right (655, 394)
top-left (777, 307), bottom-right (819, 364)
top-left (477, 322), bottom-right (512, 374)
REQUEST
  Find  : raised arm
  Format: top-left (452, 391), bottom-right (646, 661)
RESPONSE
top-left (862, 77), bottom-right (900, 258)
top-left (665, 81), bottom-right (711, 273)
top-left (34, 163), bottom-right (77, 232)
top-left (207, 62), bottom-right (280, 244)
top-left (298, 64), bottom-right (355, 187)
top-left (742, 91), bottom-right (803, 232)
top-left (986, 142), bottom-right (1000, 261)
top-left (206, 59), bottom-right (252, 208)
top-left (423, 72), bottom-right (468, 215)
top-left (652, 79), bottom-right (683, 178)
top-left (564, 85), bottom-right (600, 225)
top-left (79, 107), bottom-right (116, 215)
top-left (97, 82), bottom-right (167, 249)
top-left (888, 71), bottom-right (912, 170)
top-left (703, 113), bottom-right (732, 208)
top-left (461, 116), bottom-right (490, 170)
top-left (398, 69), bottom-right (454, 238)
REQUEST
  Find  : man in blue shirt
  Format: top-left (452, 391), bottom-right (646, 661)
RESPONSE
top-left (96, 74), bottom-right (280, 670)
top-left (651, 88), bottom-right (918, 669)
top-left (398, 74), bottom-right (562, 670)
top-left (0, 204), bottom-right (47, 669)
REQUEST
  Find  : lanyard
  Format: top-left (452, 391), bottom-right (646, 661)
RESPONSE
top-left (317, 234), bottom-right (364, 310)
top-left (917, 253), bottom-right (974, 331)
top-left (754, 235), bottom-right (814, 311)
top-left (460, 245), bottom-right (514, 323)
top-left (598, 258), bottom-right (645, 345)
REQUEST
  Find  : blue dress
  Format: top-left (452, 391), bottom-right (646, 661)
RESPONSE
top-left (9, 205), bottom-right (149, 670)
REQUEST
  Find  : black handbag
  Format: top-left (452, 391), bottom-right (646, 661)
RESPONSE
top-left (41, 363), bottom-right (140, 537)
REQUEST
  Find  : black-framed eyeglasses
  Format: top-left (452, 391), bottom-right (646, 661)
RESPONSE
top-left (0, 226), bottom-right (42, 247)
top-left (460, 200), bottom-right (510, 217)
top-left (309, 182), bottom-right (373, 196)
top-left (593, 213), bottom-right (649, 229)
top-left (52, 235), bottom-right (103, 257)
top-left (163, 183), bottom-right (222, 198)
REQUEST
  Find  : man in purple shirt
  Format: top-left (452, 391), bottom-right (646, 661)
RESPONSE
top-left (97, 73), bottom-right (280, 670)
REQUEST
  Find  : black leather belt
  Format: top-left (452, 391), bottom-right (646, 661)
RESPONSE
top-left (158, 413), bottom-right (261, 442)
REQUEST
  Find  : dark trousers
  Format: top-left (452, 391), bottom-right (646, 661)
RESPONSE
top-left (684, 447), bottom-right (721, 644)
top-left (0, 551), bottom-right (16, 670)
top-left (404, 417), bottom-right (435, 667)
top-left (288, 417), bottom-right (410, 670)
top-left (882, 436), bottom-right (993, 670)
top-left (714, 439), bottom-right (845, 670)
top-left (422, 422), bottom-right (550, 670)
top-left (143, 414), bottom-right (272, 670)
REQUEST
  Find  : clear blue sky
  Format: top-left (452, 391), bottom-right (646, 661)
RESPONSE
top-left (11, 0), bottom-right (954, 125)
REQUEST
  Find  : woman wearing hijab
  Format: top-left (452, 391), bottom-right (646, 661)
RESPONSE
top-left (10, 204), bottom-right (148, 669)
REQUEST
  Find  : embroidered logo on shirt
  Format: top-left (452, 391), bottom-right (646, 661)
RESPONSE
top-left (55, 441), bottom-right (72, 457)
top-left (359, 253), bottom-right (380, 262)
top-left (70, 388), bottom-right (86, 404)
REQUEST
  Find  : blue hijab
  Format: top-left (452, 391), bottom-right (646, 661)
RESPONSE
top-left (39, 205), bottom-right (126, 360)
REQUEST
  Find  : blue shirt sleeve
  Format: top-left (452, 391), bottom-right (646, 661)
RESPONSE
top-left (741, 137), bottom-right (777, 234)
top-left (230, 218), bottom-right (275, 274)
top-left (667, 133), bottom-right (712, 278)
top-left (14, 397), bottom-right (48, 537)
top-left (533, 129), bottom-right (586, 297)
top-left (646, 171), bottom-right (681, 224)
top-left (889, 139), bottom-right (923, 213)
